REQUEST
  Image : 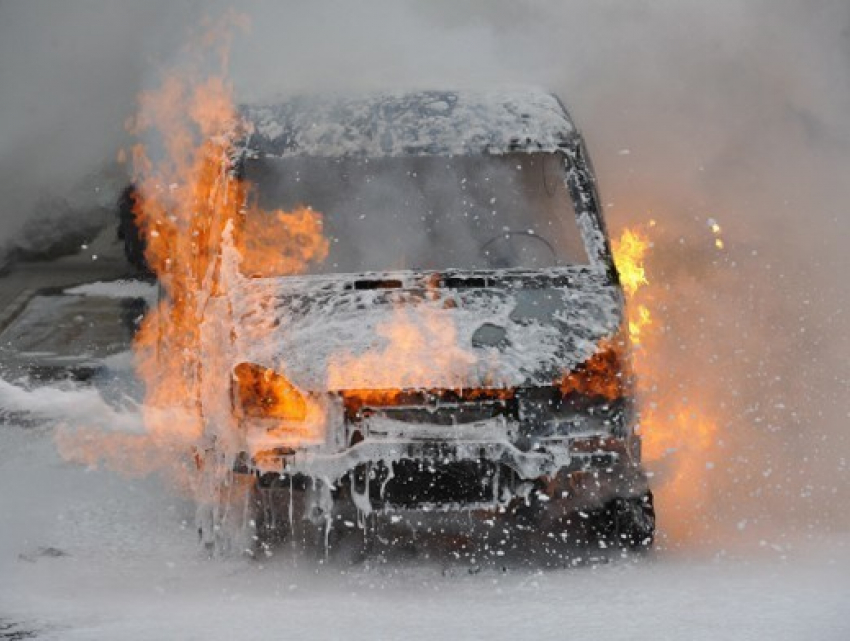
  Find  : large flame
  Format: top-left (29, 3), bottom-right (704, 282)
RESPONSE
top-left (128, 17), bottom-right (329, 468)
top-left (57, 16), bottom-right (329, 485)
top-left (613, 222), bottom-right (721, 543)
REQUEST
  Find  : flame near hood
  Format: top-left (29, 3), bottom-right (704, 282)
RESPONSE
top-left (224, 266), bottom-right (623, 393)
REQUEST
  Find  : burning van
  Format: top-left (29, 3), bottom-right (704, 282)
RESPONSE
top-left (179, 89), bottom-right (654, 555)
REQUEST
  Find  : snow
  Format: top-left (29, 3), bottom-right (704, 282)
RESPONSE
top-left (241, 89), bottom-right (576, 159)
top-left (0, 378), bottom-right (137, 429)
top-left (65, 280), bottom-right (158, 305)
top-left (1, 382), bottom-right (848, 640)
top-left (226, 266), bottom-right (620, 392)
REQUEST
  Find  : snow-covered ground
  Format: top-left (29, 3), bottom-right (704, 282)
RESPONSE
top-left (0, 387), bottom-right (848, 641)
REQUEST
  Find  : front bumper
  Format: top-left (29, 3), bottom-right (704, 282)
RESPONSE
top-left (243, 423), bottom-right (643, 512)
top-left (250, 434), bottom-right (629, 479)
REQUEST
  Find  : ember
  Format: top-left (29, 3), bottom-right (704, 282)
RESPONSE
top-left (558, 343), bottom-right (627, 401)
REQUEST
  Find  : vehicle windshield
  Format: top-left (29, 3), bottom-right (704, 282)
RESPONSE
top-left (242, 152), bottom-right (588, 276)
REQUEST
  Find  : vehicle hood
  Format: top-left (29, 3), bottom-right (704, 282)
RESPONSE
top-left (226, 267), bottom-right (623, 393)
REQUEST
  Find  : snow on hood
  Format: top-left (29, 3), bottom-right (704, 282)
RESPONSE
top-left (239, 89), bottom-right (577, 159)
top-left (225, 267), bottom-right (623, 393)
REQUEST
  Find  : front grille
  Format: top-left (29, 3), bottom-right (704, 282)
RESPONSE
top-left (341, 388), bottom-right (518, 424)
top-left (353, 459), bottom-right (499, 508)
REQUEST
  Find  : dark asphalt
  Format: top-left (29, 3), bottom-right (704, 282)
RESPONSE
top-left (0, 232), bottom-right (136, 380)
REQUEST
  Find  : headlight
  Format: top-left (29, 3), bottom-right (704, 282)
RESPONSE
top-left (232, 363), bottom-right (307, 421)
top-left (558, 344), bottom-right (629, 401)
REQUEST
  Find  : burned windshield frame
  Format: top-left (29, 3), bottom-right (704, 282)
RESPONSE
top-left (234, 147), bottom-right (608, 278)
top-left (560, 141), bottom-right (619, 283)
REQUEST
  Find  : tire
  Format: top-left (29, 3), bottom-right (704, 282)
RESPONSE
top-left (608, 491), bottom-right (656, 551)
top-left (564, 491), bottom-right (655, 552)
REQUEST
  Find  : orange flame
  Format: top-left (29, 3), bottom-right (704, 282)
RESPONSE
top-left (612, 228), bottom-right (653, 346)
top-left (127, 16), bottom-right (329, 468)
top-left (558, 343), bottom-right (627, 400)
top-left (613, 222), bottom-right (720, 543)
top-left (327, 305), bottom-right (477, 392)
top-left (240, 205), bottom-right (329, 278)
top-left (58, 15), bottom-right (328, 486)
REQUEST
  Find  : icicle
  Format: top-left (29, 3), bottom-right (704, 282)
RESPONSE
top-left (379, 460), bottom-right (395, 501)
top-left (351, 464), bottom-right (373, 527)
top-left (288, 473), bottom-right (295, 552)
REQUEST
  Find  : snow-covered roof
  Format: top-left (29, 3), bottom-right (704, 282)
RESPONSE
top-left (239, 89), bottom-right (577, 158)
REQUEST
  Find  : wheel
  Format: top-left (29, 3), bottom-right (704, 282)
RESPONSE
top-left (609, 491), bottom-right (656, 550)
top-left (564, 491), bottom-right (655, 552)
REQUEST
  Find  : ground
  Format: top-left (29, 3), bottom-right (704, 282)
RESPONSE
top-left (0, 251), bottom-right (848, 640)
top-left (0, 423), bottom-right (847, 640)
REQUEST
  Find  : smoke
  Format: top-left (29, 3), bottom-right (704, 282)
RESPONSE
top-left (0, 1), bottom-right (199, 258)
top-left (1, 0), bottom-right (848, 545)
top-left (4, 0), bottom-right (848, 249)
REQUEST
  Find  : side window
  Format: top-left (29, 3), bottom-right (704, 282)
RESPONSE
top-left (563, 142), bottom-right (616, 275)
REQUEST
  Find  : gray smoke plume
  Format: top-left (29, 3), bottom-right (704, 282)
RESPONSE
top-left (0, 1), bottom-right (197, 260)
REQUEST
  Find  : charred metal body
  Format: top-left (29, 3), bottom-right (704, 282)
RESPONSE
top-left (244, 383), bottom-right (650, 542)
top-left (197, 89), bottom-right (655, 553)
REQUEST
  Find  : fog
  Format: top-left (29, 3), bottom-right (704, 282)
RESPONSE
top-left (1, 0), bottom-right (849, 546)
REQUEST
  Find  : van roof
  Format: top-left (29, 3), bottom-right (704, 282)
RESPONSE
top-left (239, 89), bottom-right (577, 159)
